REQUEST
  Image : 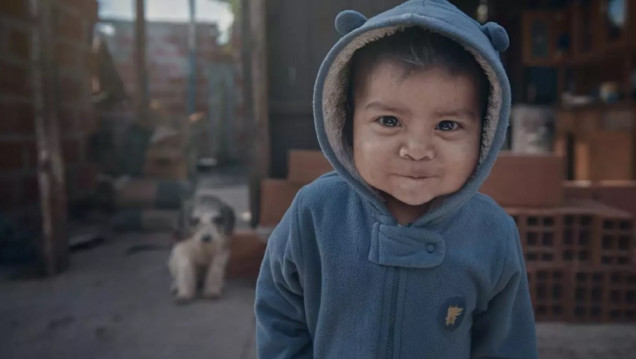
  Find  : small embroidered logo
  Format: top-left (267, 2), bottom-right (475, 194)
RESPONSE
top-left (445, 305), bottom-right (464, 327)
top-left (438, 296), bottom-right (466, 331)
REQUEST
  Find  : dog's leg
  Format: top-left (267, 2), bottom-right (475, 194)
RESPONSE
top-left (202, 249), bottom-right (230, 299)
top-left (169, 245), bottom-right (197, 304)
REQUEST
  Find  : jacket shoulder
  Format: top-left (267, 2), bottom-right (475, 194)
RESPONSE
top-left (469, 193), bottom-right (517, 233)
top-left (298, 171), bottom-right (353, 205)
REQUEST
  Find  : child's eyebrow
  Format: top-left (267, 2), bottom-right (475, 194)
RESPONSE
top-left (362, 101), bottom-right (411, 116)
top-left (432, 109), bottom-right (478, 120)
top-left (362, 101), bottom-right (478, 120)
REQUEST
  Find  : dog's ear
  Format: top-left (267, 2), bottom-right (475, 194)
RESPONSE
top-left (221, 204), bottom-right (235, 236)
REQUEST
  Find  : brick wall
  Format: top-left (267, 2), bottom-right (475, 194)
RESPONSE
top-left (0, 1), bottom-right (99, 244)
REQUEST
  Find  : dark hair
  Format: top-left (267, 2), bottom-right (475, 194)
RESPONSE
top-left (344, 27), bottom-right (490, 146)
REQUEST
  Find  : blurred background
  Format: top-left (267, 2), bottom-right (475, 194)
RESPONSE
top-left (0, 0), bottom-right (635, 358)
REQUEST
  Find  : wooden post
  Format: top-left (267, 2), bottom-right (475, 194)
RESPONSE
top-left (247, 0), bottom-right (270, 227)
top-left (29, 0), bottom-right (69, 275)
top-left (627, 52), bottom-right (636, 179)
top-left (187, 0), bottom-right (197, 115)
top-left (135, 0), bottom-right (149, 125)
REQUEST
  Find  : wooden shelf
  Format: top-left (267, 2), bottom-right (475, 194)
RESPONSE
top-left (522, 0), bottom-right (636, 67)
top-left (557, 101), bottom-right (635, 112)
top-left (565, 43), bottom-right (636, 67)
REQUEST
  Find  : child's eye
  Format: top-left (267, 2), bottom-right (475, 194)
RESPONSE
top-left (436, 120), bottom-right (459, 131)
top-left (377, 116), bottom-right (401, 128)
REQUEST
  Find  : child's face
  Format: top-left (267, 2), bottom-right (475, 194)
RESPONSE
top-left (352, 60), bottom-right (482, 208)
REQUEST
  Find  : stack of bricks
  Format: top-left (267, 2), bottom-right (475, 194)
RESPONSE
top-left (564, 180), bottom-right (636, 219)
top-left (259, 150), bottom-right (333, 227)
top-left (239, 150), bottom-right (332, 278)
top-left (0, 1), bottom-right (99, 234)
top-left (258, 150), bottom-right (636, 322)
top-left (482, 153), bottom-right (636, 323)
top-left (511, 203), bottom-right (636, 322)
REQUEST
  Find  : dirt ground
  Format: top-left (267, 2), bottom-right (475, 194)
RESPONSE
top-left (1, 169), bottom-right (635, 358)
top-left (3, 234), bottom-right (636, 359)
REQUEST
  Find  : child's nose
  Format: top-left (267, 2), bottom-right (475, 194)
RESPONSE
top-left (399, 136), bottom-right (435, 161)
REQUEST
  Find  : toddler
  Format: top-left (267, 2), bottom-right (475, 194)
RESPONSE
top-left (255, 1), bottom-right (537, 358)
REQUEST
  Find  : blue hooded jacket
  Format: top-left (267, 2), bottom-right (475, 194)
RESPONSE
top-left (255, 1), bottom-right (538, 358)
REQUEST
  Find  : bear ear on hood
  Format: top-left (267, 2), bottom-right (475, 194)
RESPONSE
top-left (481, 22), bottom-right (509, 52)
top-left (335, 10), bottom-right (367, 36)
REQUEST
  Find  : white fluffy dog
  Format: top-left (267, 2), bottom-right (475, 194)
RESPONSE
top-left (168, 194), bottom-right (235, 303)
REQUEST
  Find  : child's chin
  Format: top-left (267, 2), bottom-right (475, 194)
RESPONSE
top-left (391, 192), bottom-right (436, 207)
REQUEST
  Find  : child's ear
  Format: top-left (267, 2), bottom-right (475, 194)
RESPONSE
top-left (481, 22), bottom-right (509, 52)
top-left (335, 10), bottom-right (367, 36)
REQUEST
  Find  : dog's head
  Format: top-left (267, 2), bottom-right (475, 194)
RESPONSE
top-left (178, 195), bottom-right (235, 245)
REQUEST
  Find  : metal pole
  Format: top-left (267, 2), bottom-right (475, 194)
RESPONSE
top-left (187, 0), bottom-right (197, 115)
top-left (135, 0), bottom-right (149, 124)
top-left (248, 0), bottom-right (270, 226)
top-left (29, 0), bottom-right (69, 275)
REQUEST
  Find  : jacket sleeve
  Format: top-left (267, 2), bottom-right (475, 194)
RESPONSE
top-left (471, 221), bottom-right (538, 359)
top-left (255, 190), bottom-right (313, 358)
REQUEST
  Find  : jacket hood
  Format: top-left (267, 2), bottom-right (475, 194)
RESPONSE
top-left (312, 0), bottom-right (511, 226)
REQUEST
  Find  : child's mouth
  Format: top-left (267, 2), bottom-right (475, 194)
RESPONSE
top-left (404, 175), bottom-right (430, 180)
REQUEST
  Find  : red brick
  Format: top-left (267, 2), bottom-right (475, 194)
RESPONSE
top-left (588, 132), bottom-right (633, 181)
top-left (23, 140), bottom-right (37, 168)
top-left (527, 266), bottom-right (572, 322)
top-left (605, 270), bottom-right (636, 322)
top-left (115, 179), bottom-right (159, 209)
top-left (288, 150), bottom-right (333, 184)
top-left (259, 179), bottom-right (302, 227)
top-left (59, 77), bottom-right (83, 103)
top-left (559, 208), bottom-right (597, 268)
top-left (508, 200), bottom-right (635, 269)
top-left (75, 163), bottom-right (98, 191)
top-left (508, 208), bottom-right (560, 266)
top-left (0, 101), bottom-right (35, 134)
top-left (570, 269), bottom-right (608, 323)
top-left (14, 210), bottom-right (43, 235)
top-left (7, 27), bottom-right (29, 60)
top-left (20, 175), bottom-right (40, 203)
top-left (595, 181), bottom-right (636, 219)
top-left (0, 1), bottom-right (29, 19)
top-left (481, 152), bottom-right (565, 207)
top-left (57, 107), bottom-right (76, 132)
top-left (0, 141), bottom-right (26, 170)
top-left (596, 208), bottom-right (634, 269)
top-left (560, 200), bottom-right (634, 269)
top-left (143, 160), bottom-right (188, 180)
top-left (563, 181), bottom-right (595, 201)
top-left (78, 109), bottom-right (98, 133)
top-left (0, 116), bottom-right (17, 135)
top-left (61, 138), bottom-right (80, 164)
top-left (0, 61), bottom-right (30, 97)
top-left (227, 229), bottom-right (267, 279)
top-left (84, 50), bottom-right (97, 73)
top-left (64, 167), bottom-right (77, 192)
top-left (56, 42), bottom-right (78, 67)
top-left (55, 7), bottom-right (84, 42)
top-left (14, 102), bottom-right (35, 133)
top-left (58, 0), bottom-right (98, 18)
top-left (0, 178), bottom-right (19, 210)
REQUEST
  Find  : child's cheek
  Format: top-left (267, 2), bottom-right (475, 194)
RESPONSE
top-left (353, 140), bottom-right (384, 183)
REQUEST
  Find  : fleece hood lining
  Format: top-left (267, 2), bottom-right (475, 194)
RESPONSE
top-left (321, 25), bottom-right (503, 199)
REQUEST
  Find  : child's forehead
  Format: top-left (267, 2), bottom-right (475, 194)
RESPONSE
top-left (353, 58), bottom-right (480, 98)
